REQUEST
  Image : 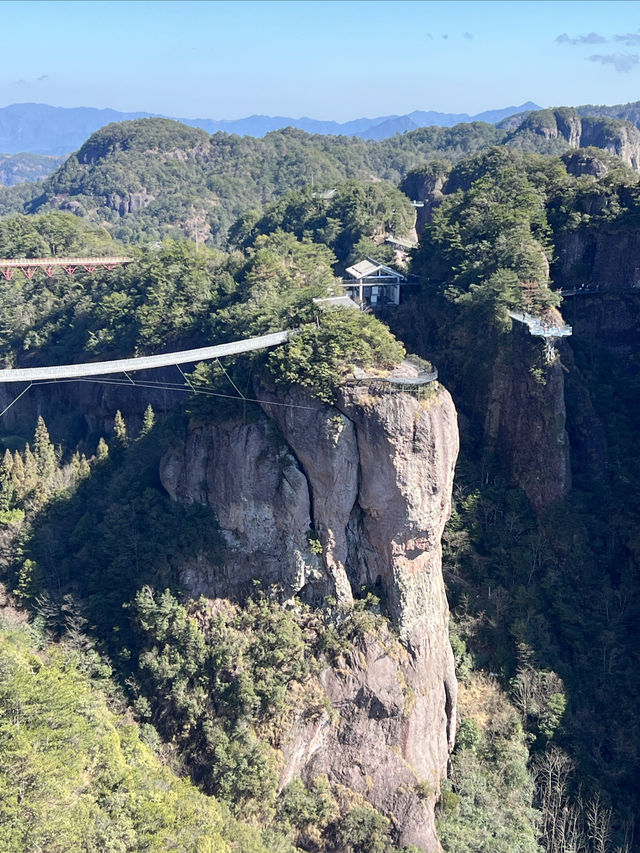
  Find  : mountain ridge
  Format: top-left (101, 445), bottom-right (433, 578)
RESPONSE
top-left (0, 100), bottom-right (541, 154)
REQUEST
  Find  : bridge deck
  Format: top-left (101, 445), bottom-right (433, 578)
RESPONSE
top-left (0, 331), bottom-right (290, 383)
top-left (0, 256), bottom-right (133, 268)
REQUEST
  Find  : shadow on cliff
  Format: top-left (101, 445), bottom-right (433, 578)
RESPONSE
top-left (387, 288), bottom-right (640, 841)
top-left (8, 413), bottom-right (229, 671)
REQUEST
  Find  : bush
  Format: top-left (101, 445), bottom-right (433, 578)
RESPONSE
top-left (269, 310), bottom-right (405, 402)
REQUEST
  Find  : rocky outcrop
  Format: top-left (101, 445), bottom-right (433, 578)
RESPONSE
top-left (159, 381), bottom-right (460, 850)
top-left (282, 628), bottom-right (453, 852)
top-left (257, 382), bottom-right (458, 643)
top-left (160, 417), bottom-right (321, 600)
top-left (506, 109), bottom-right (640, 170)
top-left (106, 190), bottom-right (155, 215)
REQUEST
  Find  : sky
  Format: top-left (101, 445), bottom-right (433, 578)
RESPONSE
top-left (3, 0), bottom-right (640, 121)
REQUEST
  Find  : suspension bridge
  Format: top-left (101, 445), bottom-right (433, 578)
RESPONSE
top-left (0, 331), bottom-right (294, 418)
top-left (0, 255), bottom-right (441, 417)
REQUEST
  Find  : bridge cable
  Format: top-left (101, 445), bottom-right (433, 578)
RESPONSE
top-left (215, 357), bottom-right (245, 400)
top-left (35, 375), bottom-right (316, 411)
top-left (176, 364), bottom-right (197, 393)
top-left (0, 383), bottom-right (33, 419)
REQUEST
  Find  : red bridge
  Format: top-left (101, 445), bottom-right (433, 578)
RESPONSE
top-left (0, 256), bottom-right (134, 280)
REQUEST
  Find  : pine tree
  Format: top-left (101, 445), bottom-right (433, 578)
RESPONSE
top-left (0, 449), bottom-right (14, 511)
top-left (14, 558), bottom-right (43, 602)
top-left (113, 410), bottom-right (128, 449)
top-left (78, 454), bottom-right (91, 480)
top-left (3, 448), bottom-right (13, 476)
top-left (141, 404), bottom-right (155, 436)
top-left (33, 416), bottom-right (57, 481)
top-left (23, 444), bottom-right (38, 495)
top-left (11, 450), bottom-right (25, 499)
top-left (96, 437), bottom-right (109, 462)
top-left (70, 451), bottom-right (82, 480)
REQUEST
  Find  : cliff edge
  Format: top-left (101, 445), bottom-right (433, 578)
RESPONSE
top-left (160, 381), bottom-right (459, 850)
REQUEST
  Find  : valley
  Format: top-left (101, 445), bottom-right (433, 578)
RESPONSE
top-left (0, 106), bottom-right (639, 853)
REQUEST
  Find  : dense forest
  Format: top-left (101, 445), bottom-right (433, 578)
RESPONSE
top-left (0, 115), bottom-right (640, 852)
top-left (0, 108), bottom-right (636, 248)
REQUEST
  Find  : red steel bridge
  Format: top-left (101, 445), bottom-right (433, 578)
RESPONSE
top-left (0, 256), bottom-right (133, 280)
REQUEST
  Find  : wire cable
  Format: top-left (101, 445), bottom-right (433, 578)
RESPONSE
top-left (35, 375), bottom-right (315, 411)
top-left (0, 383), bottom-right (33, 418)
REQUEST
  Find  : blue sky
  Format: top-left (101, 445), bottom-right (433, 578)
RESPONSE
top-left (3, 1), bottom-right (640, 120)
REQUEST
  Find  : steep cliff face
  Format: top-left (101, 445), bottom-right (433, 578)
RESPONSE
top-left (556, 226), bottom-right (640, 291)
top-left (159, 382), bottom-right (459, 851)
top-left (484, 331), bottom-right (571, 511)
top-left (159, 417), bottom-right (321, 601)
top-left (505, 110), bottom-right (640, 169)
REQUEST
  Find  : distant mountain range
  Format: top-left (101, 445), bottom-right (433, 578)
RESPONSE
top-left (0, 101), bottom-right (542, 156)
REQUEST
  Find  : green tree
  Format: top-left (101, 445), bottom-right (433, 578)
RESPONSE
top-left (96, 437), bottom-right (109, 461)
top-left (113, 410), bottom-right (128, 448)
top-left (33, 415), bottom-right (57, 481)
top-left (13, 558), bottom-right (43, 602)
top-left (140, 404), bottom-right (155, 436)
top-left (0, 448), bottom-right (14, 511)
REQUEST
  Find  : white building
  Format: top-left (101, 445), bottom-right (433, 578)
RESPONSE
top-left (343, 258), bottom-right (407, 309)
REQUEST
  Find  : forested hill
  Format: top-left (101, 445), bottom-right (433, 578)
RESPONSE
top-left (21, 118), bottom-right (502, 244)
top-left (0, 110), bottom-right (631, 246)
top-left (0, 152), bottom-right (66, 186)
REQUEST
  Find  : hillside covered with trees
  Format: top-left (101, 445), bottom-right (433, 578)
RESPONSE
top-left (0, 109), bottom-right (635, 248)
top-left (0, 118), bottom-right (640, 853)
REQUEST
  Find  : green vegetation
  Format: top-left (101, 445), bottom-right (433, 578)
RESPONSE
top-left (0, 217), bottom-right (403, 408)
top-left (230, 180), bottom-right (414, 267)
top-left (130, 587), bottom-right (312, 817)
top-left (277, 776), bottom-right (420, 853)
top-left (0, 210), bottom-right (116, 258)
top-left (437, 674), bottom-right (541, 853)
top-left (414, 147), bottom-right (557, 305)
top-left (22, 118), bottom-right (500, 246)
top-left (268, 310), bottom-right (405, 402)
top-left (0, 615), bottom-right (268, 853)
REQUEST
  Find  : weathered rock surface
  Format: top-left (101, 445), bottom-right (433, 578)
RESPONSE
top-left (159, 417), bottom-right (320, 600)
top-left (282, 629), bottom-right (451, 853)
top-left (556, 226), bottom-right (640, 291)
top-left (505, 110), bottom-right (640, 170)
top-left (160, 382), bottom-right (460, 850)
top-left (484, 331), bottom-right (571, 511)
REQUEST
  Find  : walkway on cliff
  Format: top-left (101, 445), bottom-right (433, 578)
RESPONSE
top-left (508, 310), bottom-right (572, 362)
top-left (508, 310), bottom-right (572, 339)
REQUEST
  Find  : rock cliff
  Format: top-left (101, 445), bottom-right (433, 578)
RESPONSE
top-left (160, 381), bottom-right (459, 851)
top-left (505, 109), bottom-right (640, 169)
top-left (484, 330), bottom-right (572, 511)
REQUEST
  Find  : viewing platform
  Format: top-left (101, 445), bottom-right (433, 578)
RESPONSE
top-left (508, 310), bottom-right (572, 339)
top-left (350, 357), bottom-right (438, 398)
top-left (509, 310), bottom-right (572, 361)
